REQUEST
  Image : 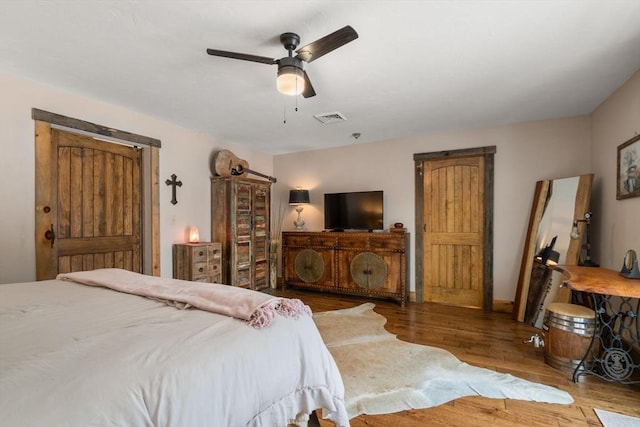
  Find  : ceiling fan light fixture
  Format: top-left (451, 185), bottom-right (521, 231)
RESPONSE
top-left (277, 63), bottom-right (305, 96)
top-left (207, 26), bottom-right (358, 99)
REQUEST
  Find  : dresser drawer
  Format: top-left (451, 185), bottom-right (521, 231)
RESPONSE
top-left (337, 235), bottom-right (368, 249)
top-left (283, 234), bottom-right (311, 246)
top-left (369, 235), bottom-right (406, 251)
top-left (309, 235), bottom-right (337, 247)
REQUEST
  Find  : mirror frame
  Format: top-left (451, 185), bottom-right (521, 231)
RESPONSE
top-left (512, 173), bottom-right (594, 322)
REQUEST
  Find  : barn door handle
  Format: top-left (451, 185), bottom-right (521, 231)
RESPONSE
top-left (44, 224), bottom-right (55, 248)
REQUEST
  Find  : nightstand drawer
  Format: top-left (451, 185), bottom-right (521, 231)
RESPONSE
top-left (189, 245), bottom-right (209, 263)
top-left (191, 262), bottom-right (209, 279)
top-left (209, 245), bottom-right (222, 259)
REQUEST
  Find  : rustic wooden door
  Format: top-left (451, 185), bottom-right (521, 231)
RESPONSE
top-left (415, 147), bottom-right (495, 310)
top-left (35, 125), bottom-right (142, 279)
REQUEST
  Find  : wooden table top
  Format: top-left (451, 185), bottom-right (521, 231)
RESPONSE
top-left (554, 265), bottom-right (640, 298)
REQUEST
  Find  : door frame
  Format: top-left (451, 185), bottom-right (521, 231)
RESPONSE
top-left (33, 108), bottom-right (161, 277)
top-left (414, 146), bottom-right (496, 311)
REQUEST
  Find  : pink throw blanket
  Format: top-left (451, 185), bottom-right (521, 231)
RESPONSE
top-left (57, 268), bottom-right (310, 328)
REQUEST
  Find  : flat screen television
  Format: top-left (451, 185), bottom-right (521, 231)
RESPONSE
top-left (324, 191), bottom-right (384, 231)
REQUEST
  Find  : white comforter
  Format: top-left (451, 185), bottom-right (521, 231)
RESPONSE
top-left (0, 279), bottom-right (348, 426)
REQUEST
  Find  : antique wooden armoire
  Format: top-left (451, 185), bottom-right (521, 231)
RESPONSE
top-left (211, 176), bottom-right (271, 290)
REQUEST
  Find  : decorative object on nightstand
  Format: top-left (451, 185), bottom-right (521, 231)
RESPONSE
top-left (188, 226), bottom-right (200, 243)
top-left (173, 242), bottom-right (222, 283)
top-left (570, 211), bottom-right (599, 267)
top-left (289, 189), bottom-right (310, 230)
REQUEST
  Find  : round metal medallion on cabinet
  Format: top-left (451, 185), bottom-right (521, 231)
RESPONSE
top-left (294, 249), bottom-right (324, 283)
top-left (350, 251), bottom-right (387, 290)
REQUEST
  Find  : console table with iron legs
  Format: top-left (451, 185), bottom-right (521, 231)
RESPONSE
top-left (555, 265), bottom-right (640, 384)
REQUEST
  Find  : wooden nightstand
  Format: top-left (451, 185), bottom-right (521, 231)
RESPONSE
top-left (173, 242), bottom-right (222, 284)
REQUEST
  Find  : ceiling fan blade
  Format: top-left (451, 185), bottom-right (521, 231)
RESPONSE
top-left (302, 71), bottom-right (316, 98)
top-left (295, 25), bottom-right (358, 63)
top-left (206, 48), bottom-right (277, 65)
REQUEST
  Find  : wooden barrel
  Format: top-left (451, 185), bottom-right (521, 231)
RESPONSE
top-left (542, 302), bottom-right (597, 373)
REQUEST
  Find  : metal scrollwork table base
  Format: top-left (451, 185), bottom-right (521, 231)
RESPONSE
top-left (555, 265), bottom-right (640, 384)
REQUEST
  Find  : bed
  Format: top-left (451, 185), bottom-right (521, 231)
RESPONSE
top-left (0, 269), bottom-right (349, 426)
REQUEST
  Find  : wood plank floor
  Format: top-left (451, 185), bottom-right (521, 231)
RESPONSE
top-left (273, 288), bottom-right (640, 427)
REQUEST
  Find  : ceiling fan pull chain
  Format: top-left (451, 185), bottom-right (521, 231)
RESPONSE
top-left (283, 102), bottom-right (287, 124)
top-left (295, 76), bottom-right (299, 111)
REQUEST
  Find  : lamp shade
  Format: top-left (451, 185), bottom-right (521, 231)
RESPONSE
top-left (289, 189), bottom-right (310, 205)
top-left (277, 58), bottom-right (305, 96)
top-left (277, 67), bottom-right (304, 96)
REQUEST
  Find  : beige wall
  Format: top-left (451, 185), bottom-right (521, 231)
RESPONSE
top-left (0, 74), bottom-right (273, 284)
top-left (590, 71), bottom-right (640, 269)
top-left (2, 69), bottom-right (637, 302)
top-left (274, 69), bottom-right (640, 303)
top-left (274, 116), bottom-right (592, 301)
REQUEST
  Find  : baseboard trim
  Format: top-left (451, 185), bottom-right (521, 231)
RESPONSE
top-left (409, 292), bottom-right (512, 313)
top-left (492, 300), bottom-right (514, 314)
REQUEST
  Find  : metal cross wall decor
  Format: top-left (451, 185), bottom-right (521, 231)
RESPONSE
top-left (165, 174), bottom-right (182, 205)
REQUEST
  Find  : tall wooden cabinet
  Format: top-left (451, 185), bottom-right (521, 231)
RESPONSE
top-left (211, 176), bottom-right (271, 290)
top-left (282, 231), bottom-right (409, 306)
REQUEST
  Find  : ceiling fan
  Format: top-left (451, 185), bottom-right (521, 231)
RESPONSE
top-left (206, 25), bottom-right (358, 98)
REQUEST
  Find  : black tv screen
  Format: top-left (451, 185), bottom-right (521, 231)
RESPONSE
top-left (324, 191), bottom-right (384, 231)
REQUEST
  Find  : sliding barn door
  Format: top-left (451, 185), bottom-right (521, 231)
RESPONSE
top-left (415, 147), bottom-right (495, 311)
top-left (35, 125), bottom-right (142, 279)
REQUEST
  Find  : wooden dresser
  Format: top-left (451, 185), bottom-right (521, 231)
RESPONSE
top-left (282, 231), bottom-right (409, 306)
top-left (172, 242), bottom-right (222, 283)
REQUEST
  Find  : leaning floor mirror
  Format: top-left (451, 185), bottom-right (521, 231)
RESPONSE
top-left (513, 173), bottom-right (594, 327)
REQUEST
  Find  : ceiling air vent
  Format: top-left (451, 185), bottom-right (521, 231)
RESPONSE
top-left (314, 112), bottom-right (347, 124)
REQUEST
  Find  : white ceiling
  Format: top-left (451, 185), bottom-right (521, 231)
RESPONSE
top-left (1, 1), bottom-right (639, 154)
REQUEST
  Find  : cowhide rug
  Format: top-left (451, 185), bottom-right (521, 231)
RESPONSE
top-left (313, 303), bottom-right (573, 419)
